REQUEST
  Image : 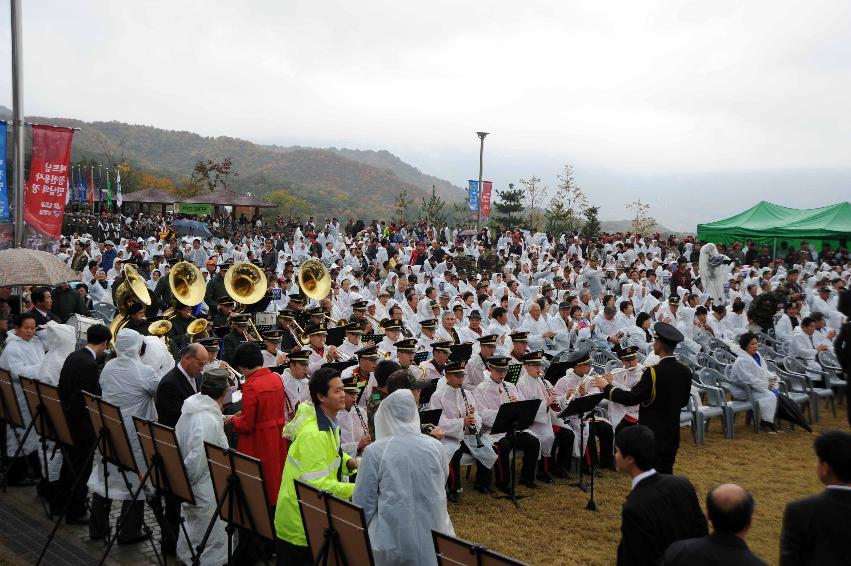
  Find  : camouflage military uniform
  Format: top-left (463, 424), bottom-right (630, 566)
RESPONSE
top-left (747, 292), bottom-right (780, 332)
top-left (365, 388), bottom-right (389, 439)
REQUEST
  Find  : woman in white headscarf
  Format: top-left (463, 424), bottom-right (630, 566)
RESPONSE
top-left (0, 313), bottom-right (46, 485)
top-left (353, 389), bottom-right (453, 566)
top-left (38, 322), bottom-right (76, 485)
top-left (87, 328), bottom-right (161, 543)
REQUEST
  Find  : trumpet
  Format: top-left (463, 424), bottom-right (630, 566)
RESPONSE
top-left (325, 346), bottom-right (343, 362)
top-left (324, 314), bottom-right (348, 327)
top-left (289, 318), bottom-right (310, 346)
top-left (460, 388), bottom-right (484, 448)
top-left (225, 365), bottom-right (245, 387)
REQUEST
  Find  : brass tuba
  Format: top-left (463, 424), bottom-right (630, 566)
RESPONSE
top-left (186, 318), bottom-right (209, 342)
top-left (109, 264), bottom-right (151, 341)
top-left (148, 319), bottom-right (173, 351)
top-left (225, 262), bottom-right (268, 305)
top-left (298, 258), bottom-right (331, 301)
top-left (166, 261), bottom-right (206, 315)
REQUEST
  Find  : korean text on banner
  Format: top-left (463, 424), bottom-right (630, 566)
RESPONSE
top-left (481, 181), bottom-right (493, 219)
top-left (0, 122), bottom-right (9, 222)
top-left (468, 180), bottom-right (479, 211)
top-left (23, 125), bottom-right (75, 239)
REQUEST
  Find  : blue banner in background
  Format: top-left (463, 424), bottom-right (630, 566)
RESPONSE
top-left (468, 179), bottom-right (479, 211)
top-left (0, 122), bottom-right (9, 222)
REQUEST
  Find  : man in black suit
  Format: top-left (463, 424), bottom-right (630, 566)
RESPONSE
top-left (30, 286), bottom-right (60, 326)
top-left (57, 323), bottom-right (112, 524)
top-left (662, 483), bottom-right (768, 565)
top-left (780, 430), bottom-right (851, 566)
top-left (595, 322), bottom-right (692, 474)
top-left (613, 425), bottom-right (707, 566)
top-left (155, 342), bottom-right (204, 553)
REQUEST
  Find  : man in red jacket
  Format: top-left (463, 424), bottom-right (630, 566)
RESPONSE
top-left (226, 342), bottom-right (289, 563)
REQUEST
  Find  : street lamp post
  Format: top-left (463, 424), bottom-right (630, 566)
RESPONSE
top-left (11, 0), bottom-right (25, 248)
top-left (476, 131), bottom-right (488, 229)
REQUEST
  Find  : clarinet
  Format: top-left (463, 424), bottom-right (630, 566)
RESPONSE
top-left (460, 388), bottom-right (485, 448)
top-left (355, 406), bottom-right (369, 437)
top-left (501, 380), bottom-right (517, 402)
top-left (541, 376), bottom-right (559, 411)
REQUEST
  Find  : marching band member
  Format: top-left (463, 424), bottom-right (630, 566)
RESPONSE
top-left (419, 341), bottom-right (451, 405)
top-left (223, 314), bottom-right (252, 365)
top-left (473, 356), bottom-right (541, 491)
top-left (416, 319), bottom-right (439, 353)
top-left (336, 322), bottom-right (364, 360)
top-left (341, 345), bottom-right (381, 408)
top-left (428, 361), bottom-right (495, 501)
top-left (553, 348), bottom-right (615, 474)
top-left (305, 323), bottom-right (338, 375)
top-left (339, 374), bottom-right (372, 459)
top-left (281, 350), bottom-right (311, 420)
top-left (260, 330), bottom-right (288, 368)
top-left (394, 338), bottom-right (418, 369)
top-left (607, 346), bottom-right (643, 433)
top-left (465, 334), bottom-right (498, 389)
top-left (377, 319), bottom-right (402, 358)
top-left (516, 351), bottom-right (568, 482)
top-left (507, 331), bottom-right (529, 365)
top-left (276, 309), bottom-right (303, 353)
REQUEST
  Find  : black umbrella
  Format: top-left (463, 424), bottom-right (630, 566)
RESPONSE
top-left (775, 392), bottom-right (813, 434)
top-left (171, 219), bottom-right (212, 238)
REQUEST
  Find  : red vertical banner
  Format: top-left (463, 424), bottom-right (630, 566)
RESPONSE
top-left (23, 125), bottom-right (74, 239)
top-left (481, 181), bottom-right (493, 219)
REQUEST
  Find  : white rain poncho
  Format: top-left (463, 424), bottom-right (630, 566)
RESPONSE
top-left (0, 331), bottom-right (46, 457)
top-left (175, 392), bottom-right (229, 566)
top-left (37, 322), bottom-right (76, 480)
top-left (87, 329), bottom-right (160, 500)
top-left (140, 335), bottom-right (175, 378)
top-left (353, 390), bottom-right (454, 566)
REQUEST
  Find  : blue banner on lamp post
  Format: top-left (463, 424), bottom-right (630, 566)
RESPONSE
top-left (0, 122), bottom-right (9, 222)
top-left (468, 179), bottom-right (479, 211)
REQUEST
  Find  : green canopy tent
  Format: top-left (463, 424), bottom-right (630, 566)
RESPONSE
top-left (697, 201), bottom-right (851, 256)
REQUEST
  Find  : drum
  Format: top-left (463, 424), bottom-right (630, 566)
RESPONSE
top-left (66, 314), bottom-right (102, 341)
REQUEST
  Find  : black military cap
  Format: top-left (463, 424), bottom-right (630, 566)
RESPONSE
top-left (197, 337), bottom-right (221, 352)
top-left (340, 374), bottom-right (361, 393)
top-left (565, 345), bottom-right (593, 368)
top-left (419, 318), bottom-right (437, 329)
top-left (288, 350), bottom-right (310, 364)
top-left (467, 309), bottom-right (482, 319)
top-left (344, 322), bottom-right (363, 334)
top-left (278, 309), bottom-right (295, 319)
top-left (355, 345), bottom-right (380, 360)
top-left (521, 351), bottom-right (545, 366)
top-left (262, 330), bottom-right (283, 341)
top-left (217, 296), bottom-right (236, 308)
top-left (288, 293), bottom-right (303, 303)
top-left (615, 345), bottom-right (638, 360)
top-left (477, 334), bottom-right (498, 347)
top-left (381, 319), bottom-right (402, 332)
top-left (305, 323), bottom-right (327, 336)
top-left (229, 314), bottom-right (250, 326)
top-left (445, 360), bottom-right (465, 374)
top-left (351, 300), bottom-right (369, 312)
top-left (431, 341), bottom-right (452, 353)
top-left (307, 306), bottom-right (324, 316)
top-left (487, 355), bottom-right (511, 370)
top-left (653, 321), bottom-right (684, 346)
top-left (509, 331), bottom-right (529, 343)
top-left (394, 338), bottom-right (417, 352)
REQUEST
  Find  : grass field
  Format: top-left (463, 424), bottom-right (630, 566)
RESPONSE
top-left (448, 407), bottom-right (846, 566)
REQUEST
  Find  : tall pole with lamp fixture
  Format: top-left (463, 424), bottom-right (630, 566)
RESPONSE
top-left (476, 131), bottom-right (488, 230)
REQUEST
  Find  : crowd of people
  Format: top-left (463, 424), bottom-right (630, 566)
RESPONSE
top-left (0, 211), bottom-right (849, 566)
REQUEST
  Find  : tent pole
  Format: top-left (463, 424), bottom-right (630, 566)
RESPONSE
top-left (773, 238), bottom-right (777, 260)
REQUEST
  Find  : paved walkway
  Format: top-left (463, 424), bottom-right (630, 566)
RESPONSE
top-left (0, 483), bottom-right (163, 566)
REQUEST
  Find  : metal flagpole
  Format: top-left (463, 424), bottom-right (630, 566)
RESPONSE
top-left (476, 132), bottom-right (488, 230)
top-left (11, 0), bottom-right (25, 248)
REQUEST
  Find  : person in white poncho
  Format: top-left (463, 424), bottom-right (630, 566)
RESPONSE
top-left (87, 328), bottom-right (161, 544)
top-left (0, 313), bottom-right (45, 486)
top-left (174, 368), bottom-right (230, 566)
top-left (729, 332), bottom-right (779, 431)
top-left (353, 389), bottom-right (454, 566)
top-left (36, 321), bottom-right (76, 505)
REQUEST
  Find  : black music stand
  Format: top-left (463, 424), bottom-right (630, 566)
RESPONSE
top-left (18, 377), bottom-right (72, 519)
top-left (432, 530), bottom-right (527, 566)
top-left (450, 343), bottom-right (473, 363)
top-left (82, 392), bottom-right (163, 566)
top-left (490, 399), bottom-right (541, 509)
top-left (133, 418), bottom-right (197, 564)
top-left (419, 409), bottom-right (442, 429)
top-left (194, 443), bottom-right (274, 565)
top-left (413, 351), bottom-right (430, 365)
top-left (559, 392), bottom-right (605, 511)
top-left (543, 361), bottom-right (570, 386)
top-left (505, 364), bottom-right (522, 385)
top-left (363, 334), bottom-right (383, 345)
top-left (31, 379), bottom-right (92, 564)
top-left (295, 480), bottom-right (375, 566)
top-left (0, 369), bottom-right (30, 492)
top-left (326, 326), bottom-right (346, 347)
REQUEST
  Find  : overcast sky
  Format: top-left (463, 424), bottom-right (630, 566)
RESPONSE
top-left (2, 1), bottom-right (850, 230)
